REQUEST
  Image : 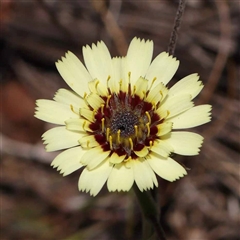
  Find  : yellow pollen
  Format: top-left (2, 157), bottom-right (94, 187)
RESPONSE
top-left (146, 122), bottom-right (150, 136)
top-left (133, 85), bottom-right (136, 94)
top-left (109, 135), bottom-right (113, 150)
top-left (70, 104), bottom-right (74, 112)
top-left (82, 121), bottom-right (87, 131)
top-left (134, 125), bottom-right (138, 137)
top-left (83, 92), bottom-right (88, 99)
top-left (101, 118), bottom-right (105, 132)
top-left (145, 111), bottom-right (151, 124)
top-left (149, 77), bottom-right (157, 90)
top-left (95, 80), bottom-right (100, 89)
top-left (106, 128), bottom-right (110, 141)
top-left (149, 140), bottom-right (153, 149)
top-left (106, 95), bottom-right (111, 108)
top-left (101, 104), bottom-right (104, 115)
top-left (129, 138), bottom-right (133, 151)
top-left (128, 72), bottom-right (131, 80)
top-left (142, 90), bottom-right (146, 98)
top-left (87, 140), bottom-right (90, 148)
top-left (152, 102), bottom-right (156, 110)
top-left (117, 130), bottom-right (121, 144)
top-left (119, 79), bottom-right (122, 90)
top-left (167, 110), bottom-right (170, 118)
top-left (159, 90), bottom-right (163, 100)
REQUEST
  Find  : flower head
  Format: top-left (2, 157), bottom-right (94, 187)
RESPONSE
top-left (35, 37), bottom-right (211, 196)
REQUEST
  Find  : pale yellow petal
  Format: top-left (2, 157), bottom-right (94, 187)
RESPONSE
top-left (55, 51), bottom-right (91, 97)
top-left (158, 95), bottom-right (194, 119)
top-left (51, 146), bottom-right (83, 167)
top-left (86, 93), bottom-right (105, 110)
top-left (35, 99), bottom-right (78, 125)
top-left (168, 73), bottom-right (203, 99)
top-left (88, 78), bottom-right (108, 96)
top-left (96, 80), bottom-right (108, 96)
top-left (145, 52), bottom-right (179, 88)
top-left (134, 146), bottom-right (149, 157)
top-left (78, 159), bottom-right (112, 196)
top-left (107, 162), bottom-right (134, 192)
top-left (161, 131), bottom-right (204, 156)
top-left (65, 118), bottom-right (92, 132)
top-left (146, 82), bottom-right (168, 104)
top-left (127, 37), bottom-right (153, 88)
top-left (134, 77), bottom-right (148, 99)
top-left (88, 79), bottom-right (98, 94)
top-left (148, 154), bottom-right (187, 182)
top-left (51, 146), bottom-right (85, 176)
top-left (119, 57), bottom-right (130, 93)
top-left (132, 159), bottom-right (158, 191)
top-left (80, 145), bottom-right (110, 170)
top-left (83, 41), bottom-right (113, 86)
top-left (78, 135), bottom-right (99, 149)
top-left (108, 57), bottom-right (121, 93)
top-left (42, 127), bottom-right (82, 152)
top-left (150, 140), bottom-right (173, 158)
top-left (157, 122), bottom-right (173, 136)
top-left (109, 152), bottom-right (126, 164)
top-left (169, 105), bottom-right (212, 129)
top-left (53, 88), bottom-right (86, 109)
top-left (80, 108), bottom-right (94, 122)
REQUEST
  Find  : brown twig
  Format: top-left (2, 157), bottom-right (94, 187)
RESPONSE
top-left (168, 0), bottom-right (187, 56)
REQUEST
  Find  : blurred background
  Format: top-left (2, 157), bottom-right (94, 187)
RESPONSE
top-left (0, 0), bottom-right (239, 240)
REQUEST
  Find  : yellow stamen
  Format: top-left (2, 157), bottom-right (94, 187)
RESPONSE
top-left (82, 121), bottom-right (87, 131)
top-left (149, 77), bottom-right (157, 90)
top-left (106, 95), bottom-right (111, 108)
top-left (129, 138), bottom-right (133, 151)
top-left (167, 110), bottom-right (170, 118)
top-left (107, 75), bottom-right (111, 88)
top-left (134, 125), bottom-right (138, 137)
top-left (152, 102), bottom-right (156, 110)
top-left (133, 85), bottom-right (136, 94)
top-left (146, 122), bottom-right (150, 137)
top-left (106, 128), bottom-right (110, 141)
top-left (149, 140), bottom-right (153, 149)
top-left (117, 130), bottom-right (121, 144)
top-left (145, 111), bottom-right (151, 124)
top-left (142, 90), bottom-right (146, 99)
top-left (87, 140), bottom-right (90, 148)
top-left (128, 72), bottom-right (131, 82)
top-left (95, 80), bottom-right (99, 89)
top-left (101, 118), bottom-right (105, 132)
top-left (109, 135), bottom-right (113, 150)
top-left (159, 90), bottom-right (163, 101)
top-left (101, 104), bottom-right (104, 115)
top-left (119, 79), bottom-right (122, 90)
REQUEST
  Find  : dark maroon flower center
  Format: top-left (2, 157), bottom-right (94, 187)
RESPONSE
top-left (89, 92), bottom-right (161, 159)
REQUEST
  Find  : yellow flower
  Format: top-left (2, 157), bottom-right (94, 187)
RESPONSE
top-left (35, 37), bottom-right (212, 196)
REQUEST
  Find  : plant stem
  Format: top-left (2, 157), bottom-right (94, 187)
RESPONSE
top-left (168, 0), bottom-right (187, 56)
top-left (133, 185), bottom-right (166, 240)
